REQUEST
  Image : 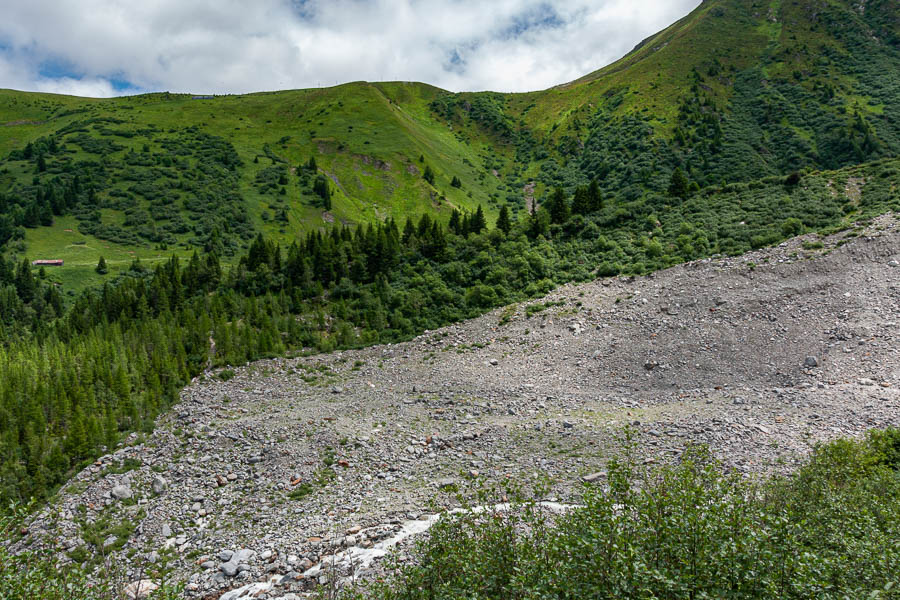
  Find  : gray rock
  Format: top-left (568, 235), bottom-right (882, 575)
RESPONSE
top-left (220, 548), bottom-right (255, 577)
top-left (437, 478), bottom-right (456, 489)
top-left (161, 524), bottom-right (172, 538)
top-left (151, 476), bottom-right (167, 495)
top-left (582, 472), bottom-right (606, 483)
top-left (804, 356), bottom-right (819, 368)
top-left (218, 550), bottom-right (234, 562)
top-left (103, 535), bottom-right (118, 549)
top-left (111, 485), bottom-right (133, 500)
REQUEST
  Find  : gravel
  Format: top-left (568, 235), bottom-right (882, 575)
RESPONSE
top-left (16, 214), bottom-right (900, 598)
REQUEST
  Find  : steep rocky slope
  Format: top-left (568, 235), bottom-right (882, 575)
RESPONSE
top-left (20, 214), bottom-right (900, 598)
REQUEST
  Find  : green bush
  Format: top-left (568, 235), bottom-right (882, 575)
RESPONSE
top-left (355, 432), bottom-right (900, 599)
top-left (0, 505), bottom-right (181, 599)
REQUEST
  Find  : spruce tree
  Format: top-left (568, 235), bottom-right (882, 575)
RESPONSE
top-left (96, 256), bottom-right (108, 275)
top-left (496, 204), bottom-right (511, 234)
top-left (470, 205), bottom-right (487, 234)
top-left (448, 209), bottom-right (461, 235)
top-left (571, 186), bottom-right (591, 215)
top-left (547, 187), bottom-right (570, 224)
top-left (668, 167), bottom-right (690, 199)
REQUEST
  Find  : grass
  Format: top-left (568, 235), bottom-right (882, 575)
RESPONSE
top-left (23, 216), bottom-right (190, 294)
top-left (2, 0), bottom-right (898, 297)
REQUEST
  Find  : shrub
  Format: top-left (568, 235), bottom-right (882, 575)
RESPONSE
top-left (355, 432), bottom-right (900, 599)
top-left (0, 504), bottom-right (181, 599)
top-left (782, 217), bottom-right (805, 237)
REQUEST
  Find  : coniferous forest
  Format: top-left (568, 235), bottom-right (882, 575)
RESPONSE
top-left (1, 152), bottom-right (899, 503)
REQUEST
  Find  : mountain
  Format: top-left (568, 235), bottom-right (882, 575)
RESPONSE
top-left (1, 4), bottom-right (900, 590)
top-left (1, 0), bottom-right (899, 290)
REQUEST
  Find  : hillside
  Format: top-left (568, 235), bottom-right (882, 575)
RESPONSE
top-left (0, 83), bottom-right (509, 289)
top-left (1, 0), bottom-right (899, 292)
top-left (2, 1), bottom-right (900, 596)
top-left (15, 213), bottom-right (900, 597)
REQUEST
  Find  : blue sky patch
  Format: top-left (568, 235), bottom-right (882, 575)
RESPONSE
top-left (499, 3), bottom-right (566, 40)
top-left (443, 48), bottom-right (466, 75)
top-left (38, 56), bottom-right (83, 80)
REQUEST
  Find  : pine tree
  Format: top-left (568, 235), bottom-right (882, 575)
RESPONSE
top-left (470, 205), bottom-right (487, 234)
top-left (451, 176), bottom-right (462, 188)
top-left (96, 256), bottom-right (108, 275)
top-left (423, 165), bottom-right (435, 185)
top-left (496, 204), bottom-right (511, 234)
top-left (668, 167), bottom-right (690, 199)
top-left (546, 187), bottom-right (570, 224)
top-left (448, 210), bottom-right (461, 235)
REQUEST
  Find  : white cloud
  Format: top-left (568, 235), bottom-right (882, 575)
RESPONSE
top-left (0, 0), bottom-right (701, 97)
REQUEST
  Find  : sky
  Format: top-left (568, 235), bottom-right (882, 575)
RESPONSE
top-left (0, 0), bottom-right (702, 97)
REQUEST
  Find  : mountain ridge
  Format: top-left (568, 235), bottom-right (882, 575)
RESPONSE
top-left (0, 0), bottom-right (897, 294)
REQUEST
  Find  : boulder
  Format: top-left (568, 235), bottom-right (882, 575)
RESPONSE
top-left (124, 580), bottom-right (158, 600)
top-left (111, 485), bottom-right (133, 500)
top-left (151, 476), bottom-right (167, 494)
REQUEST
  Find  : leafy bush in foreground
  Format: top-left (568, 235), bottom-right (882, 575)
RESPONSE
top-left (358, 430), bottom-right (900, 599)
top-left (0, 504), bottom-right (180, 600)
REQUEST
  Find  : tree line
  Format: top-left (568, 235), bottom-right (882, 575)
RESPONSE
top-left (1, 156), bottom-right (899, 504)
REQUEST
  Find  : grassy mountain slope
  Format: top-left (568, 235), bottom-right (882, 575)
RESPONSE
top-left (502, 0), bottom-right (900, 193)
top-left (1, 0), bottom-right (899, 292)
top-left (0, 82), bottom-right (518, 289)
